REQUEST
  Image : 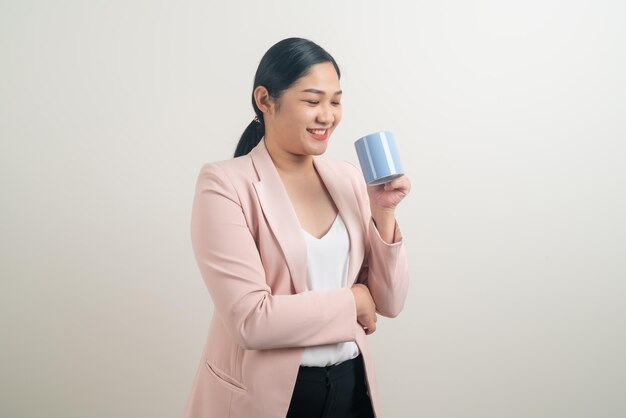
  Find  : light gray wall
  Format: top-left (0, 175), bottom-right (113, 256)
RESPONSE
top-left (1, 1), bottom-right (624, 417)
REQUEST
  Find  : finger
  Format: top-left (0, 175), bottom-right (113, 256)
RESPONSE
top-left (362, 325), bottom-right (373, 335)
top-left (385, 176), bottom-right (409, 192)
top-left (384, 180), bottom-right (402, 192)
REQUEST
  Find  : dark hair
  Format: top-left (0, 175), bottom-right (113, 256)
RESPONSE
top-left (233, 37), bottom-right (341, 157)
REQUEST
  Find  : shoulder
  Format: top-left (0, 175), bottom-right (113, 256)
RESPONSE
top-left (317, 155), bottom-right (370, 208)
top-left (197, 154), bottom-right (256, 183)
top-left (194, 154), bottom-right (257, 202)
top-left (319, 155), bottom-right (367, 192)
top-left (319, 155), bottom-right (362, 179)
top-left (198, 154), bottom-right (252, 175)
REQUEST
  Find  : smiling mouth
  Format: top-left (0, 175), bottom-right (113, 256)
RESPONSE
top-left (307, 129), bottom-right (329, 140)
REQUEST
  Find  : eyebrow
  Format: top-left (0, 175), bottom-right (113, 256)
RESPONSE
top-left (301, 88), bottom-right (343, 96)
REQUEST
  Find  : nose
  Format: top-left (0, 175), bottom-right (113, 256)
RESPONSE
top-left (316, 103), bottom-right (335, 126)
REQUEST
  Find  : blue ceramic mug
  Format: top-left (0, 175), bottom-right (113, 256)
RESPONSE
top-left (354, 131), bottom-right (404, 186)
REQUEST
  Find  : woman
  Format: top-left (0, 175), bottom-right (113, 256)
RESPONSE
top-left (183, 37), bottom-right (410, 418)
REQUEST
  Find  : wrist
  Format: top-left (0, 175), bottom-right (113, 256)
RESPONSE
top-left (351, 284), bottom-right (366, 315)
top-left (371, 205), bottom-right (395, 218)
top-left (371, 211), bottom-right (396, 244)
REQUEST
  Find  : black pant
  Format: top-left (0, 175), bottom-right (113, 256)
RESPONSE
top-left (286, 353), bottom-right (375, 418)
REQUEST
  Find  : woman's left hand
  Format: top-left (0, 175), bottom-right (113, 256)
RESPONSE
top-left (367, 175), bottom-right (411, 214)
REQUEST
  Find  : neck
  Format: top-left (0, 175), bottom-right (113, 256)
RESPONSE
top-left (264, 137), bottom-right (316, 178)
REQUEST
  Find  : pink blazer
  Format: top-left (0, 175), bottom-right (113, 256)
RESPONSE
top-left (182, 138), bottom-right (409, 418)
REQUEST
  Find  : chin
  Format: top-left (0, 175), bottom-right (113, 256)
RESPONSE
top-left (308, 142), bottom-right (329, 156)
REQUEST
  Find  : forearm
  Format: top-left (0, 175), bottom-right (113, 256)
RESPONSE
top-left (371, 210), bottom-right (397, 244)
top-left (228, 287), bottom-right (358, 350)
top-left (364, 218), bottom-right (409, 317)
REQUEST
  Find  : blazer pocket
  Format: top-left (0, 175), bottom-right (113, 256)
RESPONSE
top-left (205, 360), bottom-right (248, 393)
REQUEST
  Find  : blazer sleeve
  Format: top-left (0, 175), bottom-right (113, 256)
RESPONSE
top-left (190, 163), bottom-right (358, 350)
top-left (349, 163), bottom-right (410, 318)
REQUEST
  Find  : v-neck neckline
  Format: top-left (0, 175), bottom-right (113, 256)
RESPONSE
top-left (302, 213), bottom-right (340, 241)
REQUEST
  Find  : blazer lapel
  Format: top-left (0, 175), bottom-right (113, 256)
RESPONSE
top-left (250, 139), bottom-right (308, 293)
top-left (312, 156), bottom-right (365, 287)
top-left (250, 138), bottom-right (365, 293)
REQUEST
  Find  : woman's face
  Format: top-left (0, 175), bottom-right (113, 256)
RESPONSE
top-left (259, 61), bottom-right (343, 158)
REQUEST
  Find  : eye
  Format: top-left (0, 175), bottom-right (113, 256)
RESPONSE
top-left (305, 100), bottom-right (319, 104)
top-left (332, 102), bottom-right (341, 106)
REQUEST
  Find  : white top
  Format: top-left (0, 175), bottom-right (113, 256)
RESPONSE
top-left (300, 214), bottom-right (360, 367)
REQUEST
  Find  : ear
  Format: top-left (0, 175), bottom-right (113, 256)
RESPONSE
top-left (253, 86), bottom-right (275, 115)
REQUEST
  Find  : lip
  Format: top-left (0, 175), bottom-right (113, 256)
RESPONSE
top-left (307, 128), bottom-right (330, 141)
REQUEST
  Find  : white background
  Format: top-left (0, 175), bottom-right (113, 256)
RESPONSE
top-left (1, 1), bottom-right (625, 417)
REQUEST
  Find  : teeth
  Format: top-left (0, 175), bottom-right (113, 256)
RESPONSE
top-left (308, 129), bottom-right (327, 135)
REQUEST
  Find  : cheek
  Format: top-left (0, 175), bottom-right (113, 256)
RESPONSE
top-left (334, 109), bottom-right (343, 124)
top-left (290, 107), bottom-right (314, 122)
top-left (301, 110), bottom-right (319, 125)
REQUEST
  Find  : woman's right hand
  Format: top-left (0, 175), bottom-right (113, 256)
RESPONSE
top-left (351, 283), bottom-right (377, 335)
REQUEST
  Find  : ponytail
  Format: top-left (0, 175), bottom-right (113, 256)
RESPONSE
top-left (234, 115), bottom-right (264, 158)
